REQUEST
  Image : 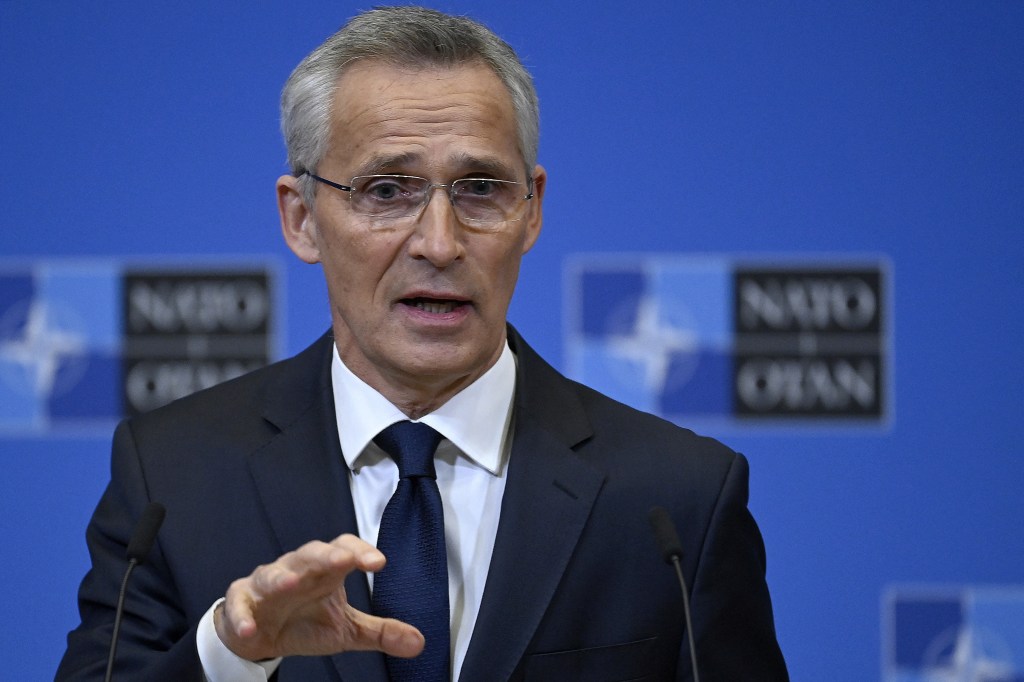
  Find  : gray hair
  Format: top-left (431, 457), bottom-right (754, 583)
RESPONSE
top-left (281, 6), bottom-right (540, 205)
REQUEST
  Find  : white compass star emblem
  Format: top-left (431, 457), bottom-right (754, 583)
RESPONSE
top-left (605, 296), bottom-right (697, 394)
top-left (0, 299), bottom-right (87, 398)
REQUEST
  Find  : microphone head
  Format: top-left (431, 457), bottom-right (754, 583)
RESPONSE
top-left (126, 502), bottom-right (166, 564)
top-left (648, 506), bottom-right (684, 564)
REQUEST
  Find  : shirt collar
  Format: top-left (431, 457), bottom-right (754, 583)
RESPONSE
top-left (331, 342), bottom-right (516, 476)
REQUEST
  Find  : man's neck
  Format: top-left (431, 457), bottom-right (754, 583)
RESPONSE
top-left (335, 345), bottom-right (506, 420)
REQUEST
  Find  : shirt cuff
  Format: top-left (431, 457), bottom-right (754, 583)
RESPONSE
top-left (196, 598), bottom-right (282, 682)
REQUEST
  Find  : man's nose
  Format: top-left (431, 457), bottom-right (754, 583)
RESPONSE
top-left (408, 185), bottom-right (464, 267)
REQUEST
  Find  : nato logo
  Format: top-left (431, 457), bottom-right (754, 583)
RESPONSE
top-left (565, 255), bottom-right (889, 427)
top-left (884, 586), bottom-right (1024, 681)
top-left (0, 261), bottom-right (276, 435)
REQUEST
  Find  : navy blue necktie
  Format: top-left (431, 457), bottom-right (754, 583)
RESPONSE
top-left (371, 421), bottom-right (450, 681)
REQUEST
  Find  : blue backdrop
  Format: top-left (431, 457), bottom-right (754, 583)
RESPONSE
top-left (2, 2), bottom-right (1022, 679)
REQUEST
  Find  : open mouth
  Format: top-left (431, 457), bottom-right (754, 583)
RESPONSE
top-left (403, 297), bottom-right (467, 314)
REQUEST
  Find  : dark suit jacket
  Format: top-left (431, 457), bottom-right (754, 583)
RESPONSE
top-left (57, 327), bottom-right (787, 681)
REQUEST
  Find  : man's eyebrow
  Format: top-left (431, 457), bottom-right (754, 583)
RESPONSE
top-left (449, 153), bottom-right (521, 181)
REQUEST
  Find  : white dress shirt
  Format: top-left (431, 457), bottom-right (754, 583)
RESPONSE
top-left (197, 341), bottom-right (516, 681)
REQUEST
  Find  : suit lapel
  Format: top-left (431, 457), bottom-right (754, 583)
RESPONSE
top-left (246, 332), bottom-right (388, 681)
top-left (459, 328), bottom-right (605, 682)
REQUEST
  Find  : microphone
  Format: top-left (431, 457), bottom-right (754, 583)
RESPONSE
top-left (648, 506), bottom-right (700, 682)
top-left (105, 502), bottom-right (166, 682)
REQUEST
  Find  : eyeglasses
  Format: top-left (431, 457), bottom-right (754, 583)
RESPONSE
top-left (303, 172), bottom-right (533, 231)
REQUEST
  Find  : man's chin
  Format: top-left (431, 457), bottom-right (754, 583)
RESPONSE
top-left (390, 339), bottom-right (502, 386)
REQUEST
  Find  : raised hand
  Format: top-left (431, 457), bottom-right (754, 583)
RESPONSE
top-left (214, 534), bottom-right (425, 662)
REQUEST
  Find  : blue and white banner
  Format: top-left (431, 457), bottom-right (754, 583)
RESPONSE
top-left (0, 260), bottom-right (279, 435)
top-left (565, 254), bottom-right (890, 429)
top-left (884, 585), bottom-right (1024, 682)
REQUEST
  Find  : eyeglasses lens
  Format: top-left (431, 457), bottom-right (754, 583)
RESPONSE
top-left (349, 175), bottom-right (525, 226)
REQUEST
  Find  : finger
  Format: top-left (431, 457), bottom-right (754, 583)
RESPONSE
top-left (256, 542), bottom-right (357, 598)
top-left (220, 578), bottom-right (259, 640)
top-left (289, 538), bottom-right (376, 575)
top-left (345, 608), bottom-right (426, 659)
top-left (218, 583), bottom-right (284, 661)
top-left (330, 533), bottom-right (386, 572)
top-left (251, 560), bottom-right (300, 596)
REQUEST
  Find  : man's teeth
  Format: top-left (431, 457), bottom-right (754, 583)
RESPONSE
top-left (412, 300), bottom-right (458, 314)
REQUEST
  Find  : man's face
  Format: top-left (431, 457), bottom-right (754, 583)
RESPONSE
top-left (278, 61), bottom-right (544, 408)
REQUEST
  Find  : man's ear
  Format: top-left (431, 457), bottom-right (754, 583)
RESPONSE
top-left (522, 164), bottom-right (546, 254)
top-left (277, 175), bottom-right (321, 264)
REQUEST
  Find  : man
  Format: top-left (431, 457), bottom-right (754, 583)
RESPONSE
top-left (58, 6), bottom-right (787, 681)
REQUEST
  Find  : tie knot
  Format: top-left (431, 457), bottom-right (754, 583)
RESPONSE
top-left (374, 421), bottom-right (442, 479)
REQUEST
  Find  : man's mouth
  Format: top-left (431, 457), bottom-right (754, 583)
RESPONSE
top-left (403, 297), bottom-right (466, 314)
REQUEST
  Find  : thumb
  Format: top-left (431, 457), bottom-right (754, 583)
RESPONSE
top-left (346, 608), bottom-right (426, 659)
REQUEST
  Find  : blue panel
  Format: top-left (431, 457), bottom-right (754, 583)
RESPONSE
top-left (0, 274), bottom-right (43, 428)
top-left (39, 264), bottom-right (121, 348)
top-left (580, 270), bottom-right (645, 337)
top-left (48, 351), bottom-right (121, 420)
top-left (893, 597), bottom-right (963, 668)
top-left (651, 262), bottom-right (732, 344)
top-left (0, 360), bottom-right (41, 426)
top-left (968, 592), bottom-right (1024, 666)
top-left (659, 349), bottom-right (731, 416)
top-left (0, 274), bottom-right (34, 341)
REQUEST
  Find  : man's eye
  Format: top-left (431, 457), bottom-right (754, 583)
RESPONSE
top-left (460, 179), bottom-right (497, 196)
top-left (364, 181), bottom-right (404, 200)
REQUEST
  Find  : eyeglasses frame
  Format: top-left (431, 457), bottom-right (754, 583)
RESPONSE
top-left (300, 171), bottom-right (535, 226)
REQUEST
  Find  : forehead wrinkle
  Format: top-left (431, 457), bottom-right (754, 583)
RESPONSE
top-left (354, 151), bottom-right (422, 177)
top-left (352, 151), bottom-right (522, 182)
top-left (349, 82), bottom-right (501, 130)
